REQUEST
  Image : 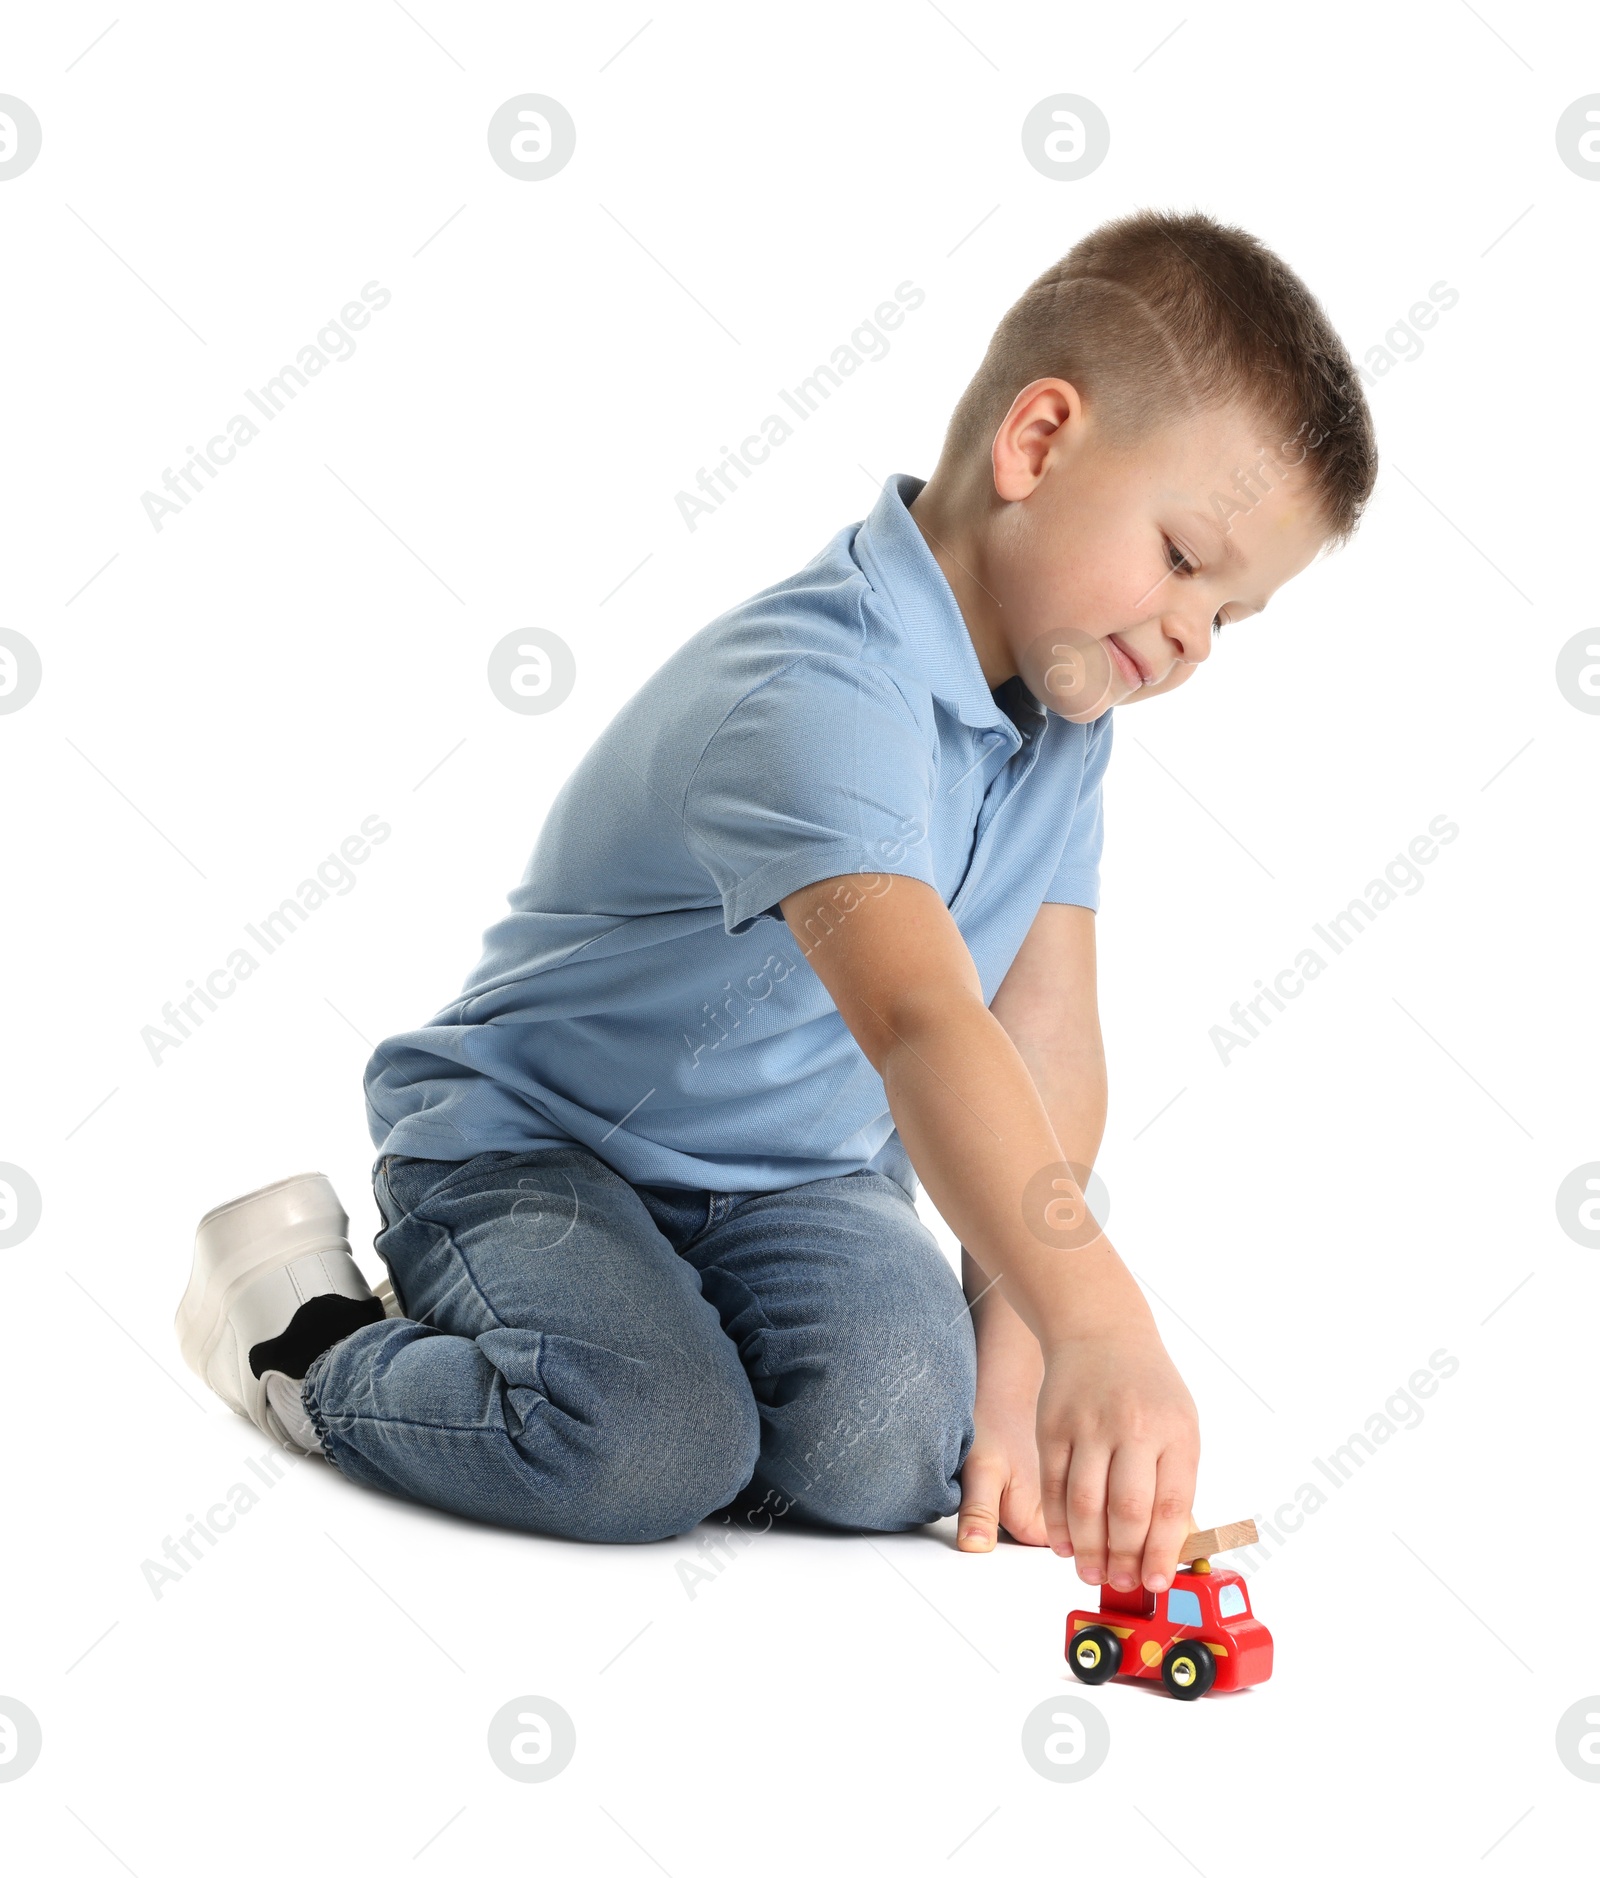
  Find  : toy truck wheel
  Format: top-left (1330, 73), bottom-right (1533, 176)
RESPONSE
top-left (1068, 1626), bottom-right (1123, 1685)
top-left (1160, 1640), bottom-right (1217, 1700)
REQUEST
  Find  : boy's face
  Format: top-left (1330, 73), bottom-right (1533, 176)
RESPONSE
top-left (988, 384), bottom-right (1331, 723)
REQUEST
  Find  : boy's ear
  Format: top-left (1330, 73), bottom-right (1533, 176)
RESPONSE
top-left (991, 377), bottom-right (1086, 501)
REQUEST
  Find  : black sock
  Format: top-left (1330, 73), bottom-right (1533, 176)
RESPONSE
top-left (248, 1293), bottom-right (385, 1380)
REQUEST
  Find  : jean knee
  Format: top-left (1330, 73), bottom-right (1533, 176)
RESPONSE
top-left (761, 1310), bottom-right (976, 1533)
top-left (516, 1352), bottom-right (762, 1544)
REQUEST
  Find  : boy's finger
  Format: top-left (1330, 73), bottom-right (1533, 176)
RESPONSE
top-left (1064, 1446), bottom-right (1111, 1583)
top-left (957, 1457), bottom-right (1006, 1551)
top-left (998, 1480), bottom-right (1049, 1547)
top-left (1038, 1444), bottom-right (1074, 1556)
top-left (1140, 1450), bottom-right (1198, 1592)
top-left (1104, 1445), bottom-right (1155, 1592)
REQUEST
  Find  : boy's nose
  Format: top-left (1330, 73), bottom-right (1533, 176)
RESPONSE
top-left (1160, 610), bottom-right (1215, 671)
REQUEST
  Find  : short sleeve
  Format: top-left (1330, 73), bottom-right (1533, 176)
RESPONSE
top-left (683, 656), bottom-right (940, 934)
top-left (1041, 713), bottom-right (1114, 911)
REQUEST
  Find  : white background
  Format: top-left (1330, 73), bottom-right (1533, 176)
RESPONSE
top-left (2, 2), bottom-right (1595, 1871)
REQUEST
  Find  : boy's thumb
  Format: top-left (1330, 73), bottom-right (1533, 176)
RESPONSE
top-left (957, 1460), bottom-right (1005, 1551)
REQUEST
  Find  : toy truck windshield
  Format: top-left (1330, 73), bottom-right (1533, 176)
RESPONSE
top-left (1167, 1587), bottom-right (1204, 1626)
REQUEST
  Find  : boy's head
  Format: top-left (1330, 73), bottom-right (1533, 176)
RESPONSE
top-left (915, 209), bottom-right (1377, 722)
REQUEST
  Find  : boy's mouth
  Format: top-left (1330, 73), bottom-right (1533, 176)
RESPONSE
top-left (1104, 633), bottom-right (1150, 687)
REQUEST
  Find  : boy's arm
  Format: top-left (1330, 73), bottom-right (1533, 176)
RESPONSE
top-left (958, 903), bottom-right (1113, 1552)
top-left (780, 876), bottom-right (1198, 1592)
top-left (988, 903), bottom-right (1108, 1209)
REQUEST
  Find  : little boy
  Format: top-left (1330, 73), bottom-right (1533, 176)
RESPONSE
top-left (177, 209), bottom-right (1374, 1597)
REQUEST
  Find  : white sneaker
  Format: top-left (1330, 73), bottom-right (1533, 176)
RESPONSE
top-left (175, 1172), bottom-right (385, 1447)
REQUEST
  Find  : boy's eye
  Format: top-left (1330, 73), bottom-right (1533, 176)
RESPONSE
top-left (1166, 536), bottom-right (1225, 634)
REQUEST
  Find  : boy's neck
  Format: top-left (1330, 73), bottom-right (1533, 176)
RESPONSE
top-left (907, 473), bottom-right (1016, 693)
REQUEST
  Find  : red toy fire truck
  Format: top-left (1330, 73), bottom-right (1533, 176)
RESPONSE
top-left (1065, 1520), bottom-right (1272, 1700)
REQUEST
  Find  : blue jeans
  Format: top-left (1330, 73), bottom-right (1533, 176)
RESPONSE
top-left (302, 1145), bottom-right (976, 1543)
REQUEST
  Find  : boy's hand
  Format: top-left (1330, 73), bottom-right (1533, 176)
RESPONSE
top-left (957, 1256), bottom-right (1198, 1585)
top-left (1036, 1325), bottom-right (1198, 1592)
top-left (959, 1417), bottom-right (1047, 1553)
top-left (958, 1282), bottom-right (1048, 1551)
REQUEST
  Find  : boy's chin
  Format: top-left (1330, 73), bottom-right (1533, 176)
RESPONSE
top-left (1017, 625), bottom-right (1120, 723)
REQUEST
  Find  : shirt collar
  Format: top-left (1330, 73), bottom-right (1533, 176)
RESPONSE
top-left (854, 472), bottom-right (1021, 734)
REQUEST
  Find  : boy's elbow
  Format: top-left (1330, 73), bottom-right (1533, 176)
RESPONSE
top-left (863, 980), bottom-right (992, 1076)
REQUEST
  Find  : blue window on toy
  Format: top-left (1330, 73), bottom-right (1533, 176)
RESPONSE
top-left (1166, 1588), bottom-right (1202, 1627)
top-left (1217, 1583), bottom-right (1248, 1619)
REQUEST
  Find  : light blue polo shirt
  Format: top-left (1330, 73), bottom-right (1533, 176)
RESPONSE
top-left (364, 473), bottom-right (1113, 1196)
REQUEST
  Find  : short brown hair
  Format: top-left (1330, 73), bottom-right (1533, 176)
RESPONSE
top-left (941, 209), bottom-right (1377, 543)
